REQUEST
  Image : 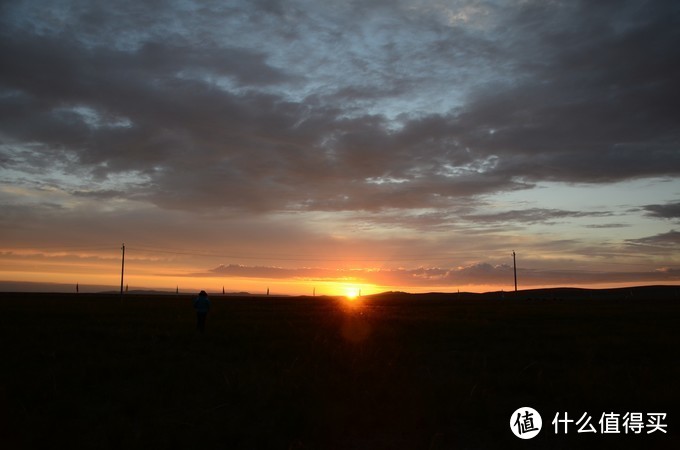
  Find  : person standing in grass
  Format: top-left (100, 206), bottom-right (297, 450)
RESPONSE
top-left (193, 290), bottom-right (211, 333)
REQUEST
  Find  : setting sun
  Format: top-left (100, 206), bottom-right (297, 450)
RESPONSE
top-left (345, 287), bottom-right (361, 300)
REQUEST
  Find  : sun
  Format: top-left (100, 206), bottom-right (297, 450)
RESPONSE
top-left (345, 287), bottom-right (361, 300)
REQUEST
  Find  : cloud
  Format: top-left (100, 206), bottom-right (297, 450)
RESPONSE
top-left (1, 0), bottom-right (678, 216)
top-left (196, 261), bottom-right (680, 289)
top-left (627, 230), bottom-right (680, 248)
top-left (204, 264), bottom-right (365, 280)
top-left (438, 1), bottom-right (680, 183)
top-left (643, 202), bottom-right (680, 220)
top-left (584, 223), bottom-right (631, 229)
top-left (462, 208), bottom-right (614, 225)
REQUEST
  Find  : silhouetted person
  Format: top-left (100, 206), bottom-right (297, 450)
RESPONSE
top-left (193, 290), bottom-right (211, 332)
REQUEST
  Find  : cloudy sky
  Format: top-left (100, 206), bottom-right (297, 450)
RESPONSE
top-left (1, 0), bottom-right (679, 295)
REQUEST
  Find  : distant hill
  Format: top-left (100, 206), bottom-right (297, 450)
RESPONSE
top-left (98, 289), bottom-right (271, 296)
top-left (365, 285), bottom-right (680, 301)
top-left (0, 280), bottom-right (117, 293)
top-left (1, 280), bottom-right (677, 299)
top-left (0, 281), bottom-right (261, 296)
top-left (98, 289), bottom-right (178, 295)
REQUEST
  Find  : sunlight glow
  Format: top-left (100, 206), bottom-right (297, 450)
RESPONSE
top-left (344, 287), bottom-right (361, 300)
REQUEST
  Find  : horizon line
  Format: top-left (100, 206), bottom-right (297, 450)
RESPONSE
top-left (1, 279), bottom-right (679, 297)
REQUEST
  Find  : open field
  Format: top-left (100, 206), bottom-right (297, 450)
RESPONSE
top-left (0, 287), bottom-right (678, 449)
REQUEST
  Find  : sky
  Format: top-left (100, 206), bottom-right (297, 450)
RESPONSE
top-left (1, 0), bottom-right (679, 295)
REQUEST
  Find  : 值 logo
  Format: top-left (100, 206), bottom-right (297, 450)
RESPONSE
top-left (510, 407), bottom-right (542, 439)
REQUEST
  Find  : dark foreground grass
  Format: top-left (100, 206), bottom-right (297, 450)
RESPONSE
top-left (0, 289), bottom-right (678, 449)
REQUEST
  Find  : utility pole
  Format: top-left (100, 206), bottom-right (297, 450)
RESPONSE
top-left (120, 243), bottom-right (126, 299)
top-left (512, 250), bottom-right (517, 293)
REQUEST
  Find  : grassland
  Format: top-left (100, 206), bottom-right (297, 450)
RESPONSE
top-left (0, 287), bottom-right (678, 449)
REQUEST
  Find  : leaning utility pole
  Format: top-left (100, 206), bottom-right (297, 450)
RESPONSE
top-left (512, 250), bottom-right (517, 293)
top-left (120, 243), bottom-right (126, 299)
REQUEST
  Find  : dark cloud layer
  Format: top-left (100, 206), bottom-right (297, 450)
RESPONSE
top-left (203, 261), bottom-right (680, 288)
top-left (627, 230), bottom-right (680, 248)
top-left (1, 0), bottom-right (679, 214)
top-left (643, 202), bottom-right (680, 220)
top-left (462, 208), bottom-right (614, 225)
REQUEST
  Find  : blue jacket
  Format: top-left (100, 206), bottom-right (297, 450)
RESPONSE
top-left (193, 294), bottom-right (211, 313)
